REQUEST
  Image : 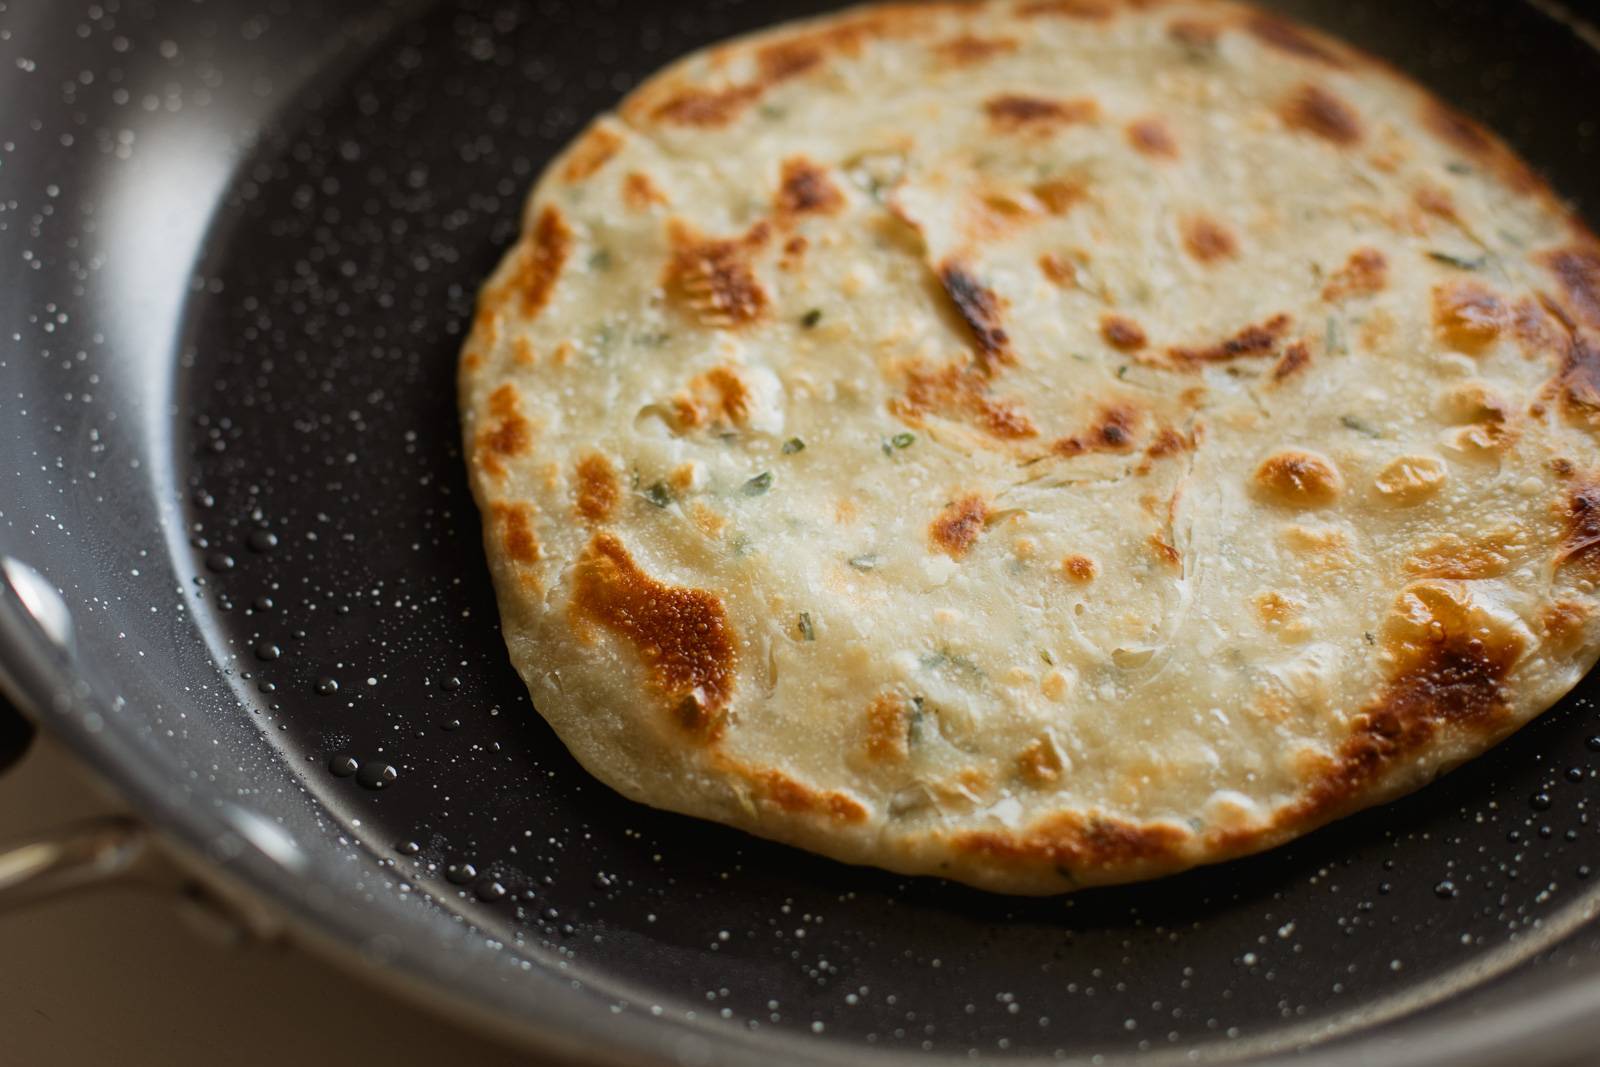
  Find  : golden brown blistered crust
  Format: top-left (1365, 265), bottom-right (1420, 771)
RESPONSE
top-left (938, 261), bottom-right (1013, 367)
top-left (500, 206), bottom-right (574, 320)
top-left (1557, 330), bottom-right (1600, 424)
top-left (1557, 482), bottom-right (1600, 578)
top-left (930, 494), bottom-right (992, 558)
top-left (934, 33), bottom-right (1019, 65)
top-left (1279, 83), bottom-right (1363, 146)
top-left (1433, 279), bottom-right (1508, 354)
top-left (893, 361), bottom-right (1038, 439)
top-left (1422, 100), bottom-right (1539, 194)
top-left (1127, 117), bottom-right (1178, 159)
top-left (569, 533), bottom-right (737, 740)
top-left (984, 93), bottom-right (1099, 134)
top-left (1253, 450), bottom-right (1345, 508)
top-left (1244, 12), bottom-right (1348, 67)
top-left (1100, 314), bottom-right (1147, 351)
top-left (953, 811), bottom-right (1189, 879)
top-left (1323, 247), bottom-right (1388, 301)
top-left (574, 453), bottom-right (620, 523)
top-left (1544, 246), bottom-right (1600, 329)
top-left (776, 156), bottom-right (846, 218)
top-left (1181, 214), bottom-right (1238, 264)
top-left (1404, 532), bottom-right (1515, 580)
top-left (1053, 403), bottom-right (1140, 457)
top-left (674, 366), bottom-right (755, 430)
top-left (1169, 313), bottom-right (1291, 365)
top-left (1297, 582), bottom-right (1524, 820)
top-left (475, 383), bottom-right (534, 479)
top-left (664, 220), bottom-right (772, 328)
top-left (1270, 341), bottom-right (1311, 383)
top-left (1018, 0), bottom-right (1118, 19)
top-left (863, 692), bottom-right (912, 762)
top-left (723, 758), bottom-right (871, 824)
top-left (623, 171), bottom-right (669, 211)
top-left (491, 502), bottom-right (541, 566)
top-left (1062, 554), bottom-right (1097, 582)
top-left (561, 125), bottom-right (624, 183)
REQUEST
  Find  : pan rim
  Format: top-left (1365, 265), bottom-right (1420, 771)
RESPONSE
top-left (6, 0), bottom-right (1600, 1062)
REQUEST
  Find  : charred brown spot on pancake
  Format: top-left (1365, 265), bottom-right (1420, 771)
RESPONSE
top-left (653, 84), bottom-right (763, 128)
top-left (665, 220), bottom-right (771, 329)
top-left (574, 453), bottom-right (619, 523)
top-left (1062, 554), bottom-right (1097, 582)
top-left (1422, 101), bottom-right (1540, 192)
top-left (1404, 533), bottom-right (1515, 580)
top-left (939, 261), bottom-right (1012, 367)
top-left (1375, 455), bottom-right (1448, 505)
top-left (477, 383), bottom-right (533, 477)
top-left (570, 533), bottom-right (736, 740)
top-left (1019, 0), bottom-right (1116, 18)
top-left (492, 502), bottom-right (540, 566)
top-left (1101, 314), bottom-right (1147, 351)
top-left (1168, 17), bottom-right (1219, 48)
top-left (777, 156), bottom-right (845, 218)
top-left (1127, 117), bottom-right (1178, 159)
top-left (506, 207), bottom-right (574, 319)
top-left (511, 336), bottom-right (537, 367)
top-left (750, 767), bottom-right (869, 824)
top-left (1414, 183), bottom-right (1459, 224)
top-left (668, 366), bottom-right (755, 432)
top-left (1433, 280), bottom-right (1508, 353)
top-left (1543, 246), bottom-right (1600, 328)
top-left (1255, 590), bottom-right (1300, 630)
top-left (561, 125), bottom-right (624, 182)
top-left (931, 495), bottom-right (991, 559)
top-left (1323, 247), bottom-right (1388, 301)
top-left (1440, 381), bottom-right (1517, 453)
top-left (934, 33), bottom-right (1018, 65)
top-left (1181, 215), bottom-right (1238, 264)
top-left (757, 39), bottom-right (825, 84)
top-left (1170, 313), bottom-right (1291, 365)
top-left (954, 812), bottom-right (1188, 878)
top-left (1015, 736), bottom-right (1064, 785)
top-left (1557, 482), bottom-right (1600, 577)
top-left (985, 94), bottom-right (1099, 134)
top-left (1039, 252), bottom-right (1080, 288)
top-left (893, 362), bottom-right (1038, 440)
top-left (1055, 404), bottom-right (1140, 457)
top-left (1542, 599), bottom-right (1591, 649)
top-left (1253, 450), bottom-right (1344, 508)
top-left (623, 171), bottom-right (669, 211)
top-left (1513, 297), bottom-right (1563, 358)
top-left (1032, 180), bottom-right (1088, 215)
top-left (863, 693), bottom-right (911, 762)
top-left (1246, 13), bottom-right (1345, 66)
top-left (1148, 534), bottom-right (1181, 568)
top-left (1271, 341), bottom-right (1312, 383)
top-left (1304, 582), bottom-right (1522, 817)
top-left (1145, 427), bottom-right (1189, 459)
top-left (1558, 331), bottom-right (1600, 424)
top-left (1280, 83), bottom-right (1362, 146)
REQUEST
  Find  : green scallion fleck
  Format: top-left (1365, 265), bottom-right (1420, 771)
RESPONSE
top-left (1325, 315), bottom-right (1346, 356)
top-left (1428, 250), bottom-right (1487, 271)
top-left (797, 612), bottom-right (815, 641)
top-left (742, 471), bottom-right (773, 496)
top-left (643, 482), bottom-right (674, 509)
top-left (800, 309), bottom-right (823, 329)
top-left (1340, 414), bottom-right (1381, 439)
top-left (782, 437), bottom-right (806, 455)
top-left (848, 554), bottom-right (882, 572)
top-left (588, 248), bottom-right (613, 271)
top-left (891, 432), bottom-right (916, 450)
top-left (1446, 161), bottom-right (1473, 176)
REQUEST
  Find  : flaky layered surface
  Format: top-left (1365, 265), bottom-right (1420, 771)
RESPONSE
top-left (460, 0), bottom-right (1600, 893)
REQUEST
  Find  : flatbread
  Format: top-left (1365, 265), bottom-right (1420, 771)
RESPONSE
top-left (459, 0), bottom-right (1600, 894)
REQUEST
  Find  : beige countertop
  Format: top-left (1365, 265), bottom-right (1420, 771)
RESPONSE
top-left (0, 736), bottom-right (540, 1067)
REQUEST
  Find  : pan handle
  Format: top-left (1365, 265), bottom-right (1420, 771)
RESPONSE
top-left (0, 815), bottom-right (150, 915)
top-left (0, 693), bottom-right (33, 777)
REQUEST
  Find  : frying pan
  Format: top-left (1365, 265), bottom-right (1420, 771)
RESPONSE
top-left (4, 1), bottom-right (1600, 1063)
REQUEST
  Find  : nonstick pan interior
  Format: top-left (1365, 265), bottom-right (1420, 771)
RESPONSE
top-left (5, 1), bottom-right (1600, 1064)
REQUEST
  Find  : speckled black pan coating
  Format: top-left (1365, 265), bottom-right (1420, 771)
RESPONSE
top-left (4, 2), bottom-right (1600, 1065)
